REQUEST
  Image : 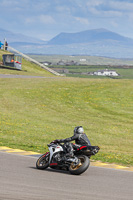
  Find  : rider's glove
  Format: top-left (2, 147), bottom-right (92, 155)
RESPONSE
top-left (53, 139), bottom-right (60, 143)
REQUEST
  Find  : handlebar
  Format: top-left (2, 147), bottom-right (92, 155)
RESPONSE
top-left (47, 140), bottom-right (60, 147)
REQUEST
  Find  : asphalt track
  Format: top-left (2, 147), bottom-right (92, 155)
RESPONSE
top-left (0, 152), bottom-right (133, 200)
top-left (0, 74), bottom-right (60, 78)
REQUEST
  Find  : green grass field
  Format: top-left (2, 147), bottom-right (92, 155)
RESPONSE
top-left (51, 65), bottom-right (133, 79)
top-left (0, 78), bottom-right (133, 166)
top-left (29, 54), bottom-right (133, 66)
top-left (0, 50), bottom-right (133, 166)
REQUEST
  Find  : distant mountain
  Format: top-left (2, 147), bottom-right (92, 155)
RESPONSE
top-left (1, 28), bottom-right (133, 58)
top-left (0, 28), bottom-right (45, 44)
top-left (48, 28), bottom-right (133, 45)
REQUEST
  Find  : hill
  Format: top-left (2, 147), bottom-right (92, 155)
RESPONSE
top-left (0, 28), bottom-right (45, 44)
top-left (48, 28), bottom-right (133, 45)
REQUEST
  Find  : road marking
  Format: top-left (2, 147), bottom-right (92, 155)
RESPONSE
top-left (0, 146), bottom-right (41, 156)
top-left (0, 146), bottom-right (12, 150)
top-left (114, 165), bottom-right (129, 169)
top-left (90, 161), bottom-right (133, 171)
top-left (0, 146), bottom-right (133, 171)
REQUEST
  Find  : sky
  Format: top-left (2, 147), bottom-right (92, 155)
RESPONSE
top-left (0, 0), bottom-right (133, 41)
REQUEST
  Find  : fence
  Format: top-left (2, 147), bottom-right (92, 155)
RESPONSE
top-left (8, 46), bottom-right (62, 76)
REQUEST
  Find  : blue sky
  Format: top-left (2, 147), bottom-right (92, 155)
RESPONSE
top-left (0, 0), bottom-right (133, 41)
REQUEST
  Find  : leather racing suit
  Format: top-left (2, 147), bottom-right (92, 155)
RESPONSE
top-left (58, 133), bottom-right (91, 157)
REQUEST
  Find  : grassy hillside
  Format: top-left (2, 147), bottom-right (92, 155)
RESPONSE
top-left (29, 54), bottom-right (133, 66)
top-left (0, 49), bottom-right (55, 77)
top-left (51, 65), bottom-right (133, 79)
top-left (0, 78), bottom-right (133, 166)
top-left (28, 54), bottom-right (133, 79)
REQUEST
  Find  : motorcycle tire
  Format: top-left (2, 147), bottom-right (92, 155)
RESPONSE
top-left (69, 155), bottom-right (90, 175)
top-left (36, 152), bottom-right (50, 170)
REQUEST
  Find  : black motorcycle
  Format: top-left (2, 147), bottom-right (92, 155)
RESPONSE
top-left (36, 140), bottom-right (100, 175)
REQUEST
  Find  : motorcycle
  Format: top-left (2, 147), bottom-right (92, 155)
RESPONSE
top-left (36, 140), bottom-right (100, 175)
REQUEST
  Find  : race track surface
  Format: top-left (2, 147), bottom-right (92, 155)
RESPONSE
top-left (0, 74), bottom-right (66, 79)
top-left (0, 152), bottom-right (133, 200)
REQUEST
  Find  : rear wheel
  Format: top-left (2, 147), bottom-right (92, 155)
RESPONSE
top-left (69, 155), bottom-right (90, 175)
top-left (36, 152), bottom-right (50, 169)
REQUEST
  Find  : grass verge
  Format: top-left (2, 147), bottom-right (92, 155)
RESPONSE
top-left (0, 78), bottom-right (133, 166)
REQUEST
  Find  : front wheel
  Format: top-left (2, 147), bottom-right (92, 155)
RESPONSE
top-left (36, 152), bottom-right (50, 170)
top-left (69, 155), bottom-right (90, 175)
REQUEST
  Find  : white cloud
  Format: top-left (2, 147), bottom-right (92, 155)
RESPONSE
top-left (39, 15), bottom-right (55, 24)
top-left (25, 17), bottom-right (36, 24)
top-left (86, 0), bottom-right (123, 16)
top-left (87, 6), bottom-right (122, 18)
top-left (1, 0), bottom-right (17, 6)
top-left (55, 6), bottom-right (71, 13)
top-left (110, 20), bottom-right (119, 28)
top-left (25, 15), bottom-right (55, 25)
top-left (75, 17), bottom-right (90, 25)
top-left (109, 1), bottom-right (133, 11)
top-left (128, 13), bottom-right (133, 22)
top-left (86, 0), bottom-right (104, 7)
top-left (87, 7), bottom-right (100, 15)
top-left (102, 10), bottom-right (122, 17)
top-left (86, 0), bottom-right (133, 11)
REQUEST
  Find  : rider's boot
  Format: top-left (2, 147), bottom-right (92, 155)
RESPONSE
top-left (60, 152), bottom-right (79, 164)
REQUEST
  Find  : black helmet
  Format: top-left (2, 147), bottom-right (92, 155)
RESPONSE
top-left (74, 126), bottom-right (84, 135)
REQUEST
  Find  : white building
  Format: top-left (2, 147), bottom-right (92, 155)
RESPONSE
top-left (93, 69), bottom-right (119, 76)
top-left (80, 59), bottom-right (86, 62)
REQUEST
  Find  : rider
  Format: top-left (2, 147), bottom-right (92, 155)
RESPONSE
top-left (56, 126), bottom-right (91, 162)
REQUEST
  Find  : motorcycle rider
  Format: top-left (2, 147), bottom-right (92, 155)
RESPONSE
top-left (56, 126), bottom-right (91, 163)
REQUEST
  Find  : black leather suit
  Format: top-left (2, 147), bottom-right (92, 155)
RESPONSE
top-left (59, 133), bottom-right (91, 146)
top-left (59, 133), bottom-right (91, 155)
